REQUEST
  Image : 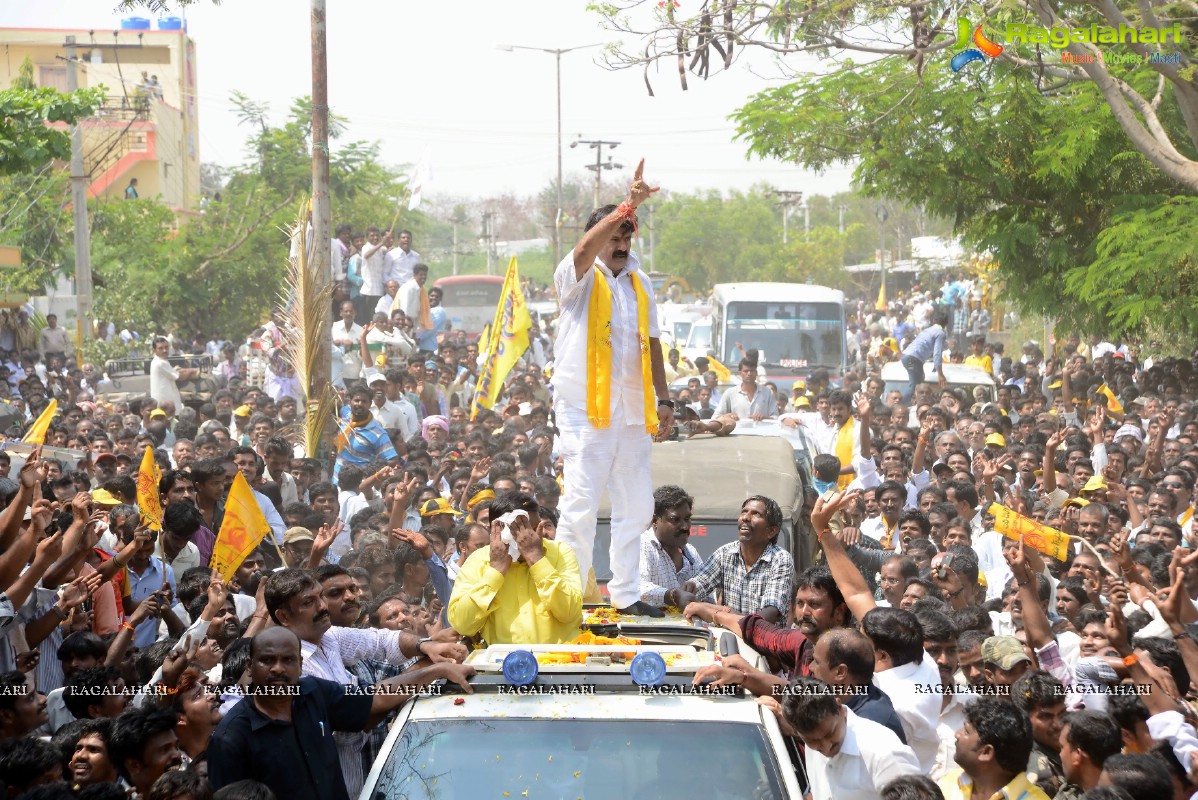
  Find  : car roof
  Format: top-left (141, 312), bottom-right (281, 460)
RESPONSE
top-left (880, 361), bottom-right (997, 385)
top-left (598, 435), bottom-right (801, 521)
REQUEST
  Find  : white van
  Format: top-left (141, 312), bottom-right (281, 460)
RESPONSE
top-left (880, 361), bottom-right (998, 402)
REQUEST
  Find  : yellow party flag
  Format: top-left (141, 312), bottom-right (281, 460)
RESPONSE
top-left (987, 501), bottom-right (1071, 562)
top-left (707, 356), bottom-right (732, 384)
top-left (471, 257), bottom-right (532, 418)
top-left (136, 446), bottom-right (163, 531)
top-left (22, 399), bottom-right (57, 445)
top-left (1096, 383), bottom-right (1124, 415)
top-left (875, 279), bottom-right (887, 311)
top-left (476, 321), bottom-right (492, 359)
top-left (210, 472), bottom-right (272, 582)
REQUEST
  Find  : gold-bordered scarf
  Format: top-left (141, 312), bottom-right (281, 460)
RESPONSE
top-left (586, 265), bottom-right (658, 435)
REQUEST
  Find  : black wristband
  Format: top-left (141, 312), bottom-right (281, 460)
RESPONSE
top-left (658, 399), bottom-right (673, 408)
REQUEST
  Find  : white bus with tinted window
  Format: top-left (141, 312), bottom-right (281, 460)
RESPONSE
top-left (710, 282), bottom-right (847, 393)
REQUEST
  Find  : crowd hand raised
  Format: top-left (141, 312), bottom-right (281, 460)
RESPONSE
top-left (811, 490), bottom-right (860, 533)
top-left (312, 521), bottom-right (342, 556)
top-left (61, 572), bottom-right (103, 610)
top-left (837, 526), bottom-right (861, 548)
top-left (162, 634), bottom-right (198, 688)
top-left (17, 449), bottom-right (46, 490)
top-left (14, 651), bottom-right (39, 674)
top-left (33, 529), bottom-right (64, 566)
top-left (392, 528), bottom-right (433, 559)
top-left (470, 456), bottom-right (493, 481)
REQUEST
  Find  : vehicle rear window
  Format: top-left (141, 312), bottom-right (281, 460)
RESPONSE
top-left (436, 281), bottom-right (502, 307)
top-left (371, 718), bottom-right (785, 799)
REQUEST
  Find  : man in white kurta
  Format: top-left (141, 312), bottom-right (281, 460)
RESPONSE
top-left (550, 161), bottom-right (673, 616)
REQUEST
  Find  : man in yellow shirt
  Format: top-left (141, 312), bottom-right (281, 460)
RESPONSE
top-left (939, 697), bottom-right (1051, 800)
top-left (964, 336), bottom-right (993, 375)
top-left (448, 492), bottom-right (583, 645)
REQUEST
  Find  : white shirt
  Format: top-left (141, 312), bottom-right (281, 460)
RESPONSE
top-left (934, 688), bottom-right (976, 780)
top-left (550, 251), bottom-right (661, 425)
top-left (332, 321), bottom-right (363, 379)
top-left (398, 278), bottom-right (424, 321)
top-left (149, 355), bottom-right (183, 408)
top-left (872, 651), bottom-right (943, 773)
top-left (374, 292), bottom-right (401, 317)
top-left (387, 247), bottom-right (421, 285)
top-left (805, 708), bottom-right (922, 800)
top-left (371, 398), bottom-right (418, 439)
top-left (359, 244), bottom-right (388, 296)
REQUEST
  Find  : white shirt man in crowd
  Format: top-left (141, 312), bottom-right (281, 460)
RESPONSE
top-left (387, 229), bottom-right (421, 286)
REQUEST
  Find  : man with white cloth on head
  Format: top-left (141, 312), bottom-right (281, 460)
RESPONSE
top-left (550, 160), bottom-right (673, 617)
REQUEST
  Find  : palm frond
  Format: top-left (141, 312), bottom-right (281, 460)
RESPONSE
top-left (279, 199), bottom-right (338, 459)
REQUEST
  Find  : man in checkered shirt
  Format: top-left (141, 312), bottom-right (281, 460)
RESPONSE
top-left (676, 495), bottom-right (794, 624)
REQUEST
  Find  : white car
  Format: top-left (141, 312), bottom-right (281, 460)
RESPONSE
top-left (359, 616), bottom-right (802, 800)
top-left (880, 361), bottom-right (997, 402)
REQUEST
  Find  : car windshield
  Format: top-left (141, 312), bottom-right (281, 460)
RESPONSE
top-left (686, 323), bottom-right (711, 350)
top-left (371, 718), bottom-right (785, 800)
top-left (724, 302), bottom-right (843, 369)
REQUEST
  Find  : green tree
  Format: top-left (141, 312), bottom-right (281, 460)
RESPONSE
top-left (0, 85), bottom-right (104, 176)
top-left (593, 1), bottom-right (1198, 337)
top-left (732, 56), bottom-right (1197, 336)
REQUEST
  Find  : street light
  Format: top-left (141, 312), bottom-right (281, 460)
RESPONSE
top-left (496, 42), bottom-right (605, 265)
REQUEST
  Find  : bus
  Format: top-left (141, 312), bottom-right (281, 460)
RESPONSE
top-left (711, 282), bottom-right (847, 392)
top-left (432, 275), bottom-right (504, 340)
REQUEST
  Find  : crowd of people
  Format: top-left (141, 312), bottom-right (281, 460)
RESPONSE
top-left (0, 169), bottom-right (1196, 800)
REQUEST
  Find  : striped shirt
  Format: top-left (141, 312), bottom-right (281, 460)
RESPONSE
top-left (333, 412), bottom-right (397, 484)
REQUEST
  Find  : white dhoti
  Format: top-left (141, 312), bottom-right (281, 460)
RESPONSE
top-left (554, 400), bottom-right (653, 609)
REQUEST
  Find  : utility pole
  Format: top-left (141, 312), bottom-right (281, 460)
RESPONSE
top-left (65, 36), bottom-right (92, 347)
top-left (876, 205), bottom-right (889, 310)
top-left (838, 204), bottom-right (847, 234)
top-left (309, 0), bottom-right (332, 421)
top-left (803, 203), bottom-right (810, 241)
top-left (769, 190), bottom-right (803, 245)
top-left (572, 138), bottom-right (621, 207)
top-left (481, 212), bottom-right (495, 275)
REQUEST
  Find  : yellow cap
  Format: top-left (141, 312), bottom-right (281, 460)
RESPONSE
top-left (1062, 497), bottom-right (1090, 508)
top-left (985, 433), bottom-right (1006, 448)
top-left (91, 488), bottom-right (122, 506)
top-left (1080, 475), bottom-right (1109, 495)
top-left (1047, 380), bottom-right (1062, 390)
top-left (234, 405), bottom-right (252, 417)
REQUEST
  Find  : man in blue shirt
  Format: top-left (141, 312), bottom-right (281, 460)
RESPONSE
top-left (334, 384), bottom-right (398, 485)
top-left (900, 308), bottom-right (948, 402)
top-left (418, 286), bottom-right (449, 352)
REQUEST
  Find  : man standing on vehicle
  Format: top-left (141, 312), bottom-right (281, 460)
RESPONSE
top-left (550, 160), bottom-right (672, 617)
top-left (900, 308), bottom-right (949, 401)
top-left (150, 337), bottom-right (200, 409)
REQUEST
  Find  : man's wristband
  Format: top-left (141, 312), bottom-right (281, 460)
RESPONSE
top-left (658, 399), bottom-right (673, 408)
top-left (416, 637), bottom-right (431, 657)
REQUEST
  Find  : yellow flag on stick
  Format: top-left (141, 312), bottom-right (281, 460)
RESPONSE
top-left (987, 501), bottom-right (1071, 562)
top-left (136, 446), bottom-right (163, 531)
top-left (707, 356), bottom-right (732, 384)
top-left (22, 399), bottom-right (57, 445)
top-left (1096, 383), bottom-right (1124, 415)
top-left (471, 257), bottom-right (532, 418)
top-left (210, 472), bottom-right (271, 582)
top-left (476, 321), bottom-right (492, 359)
top-left (876, 280), bottom-right (887, 312)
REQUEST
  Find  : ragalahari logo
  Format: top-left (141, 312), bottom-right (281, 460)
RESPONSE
top-left (952, 17), bottom-right (1004, 72)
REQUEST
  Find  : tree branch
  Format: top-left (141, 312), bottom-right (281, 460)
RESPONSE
top-left (194, 191), bottom-right (296, 281)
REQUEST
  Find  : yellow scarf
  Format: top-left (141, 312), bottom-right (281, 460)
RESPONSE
top-left (333, 413), bottom-right (372, 453)
top-left (1181, 507), bottom-right (1194, 527)
top-left (587, 265), bottom-right (658, 434)
top-left (835, 418), bottom-right (855, 489)
top-left (419, 288), bottom-right (432, 330)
